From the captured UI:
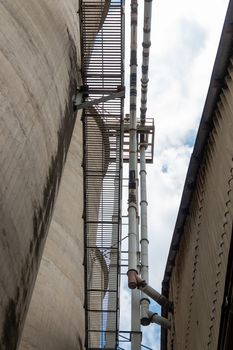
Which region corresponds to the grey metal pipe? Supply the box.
[131,212,141,349]
[136,276,173,312]
[147,311,171,330]
[131,288,141,349]
[140,145,150,324]
[127,1,141,349]
[139,0,153,326]
[140,148,148,283]
[127,0,138,288]
[137,0,172,336]
[140,0,153,125]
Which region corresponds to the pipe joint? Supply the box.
[130,1,138,9]
[141,316,150,326]
[139,144,148,150]
[130,103,137,110]
[140,238,149,244]
[148,311,171,330]
[127,269,138,289]
[149,312,158,322]
[142,41,151,49]
[142,65,149,74]
[143,28,151,34]
[130,90,137,97]
[141,78,149,84]
[136,275,147,288]
[143,51,149,58]
[140,297,150,304]
[128,201,137,210]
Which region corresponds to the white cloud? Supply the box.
[120,0,229,349]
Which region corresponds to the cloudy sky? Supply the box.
[119,0,229,349]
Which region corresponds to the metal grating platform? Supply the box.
[80,1,124,349]
[123,117,155,164]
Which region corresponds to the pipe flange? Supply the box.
[141,317,150,326]
[140,297,150,304]
[149,312,158,323]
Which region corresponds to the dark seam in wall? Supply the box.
[1,32,79,350]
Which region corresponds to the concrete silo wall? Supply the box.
[19,115,85,350]
[0,1,109,349]
[19,110,110,350]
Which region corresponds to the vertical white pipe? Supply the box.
[139,0,153,326]
[140,0,153,125]
[131,289,141,349]
[131,205,141,348]
[140,147,148,284]
[127,1,141,349]
[128,0,138,285]
[140,145,150,324]
[140,147,148,282]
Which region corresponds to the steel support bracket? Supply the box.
[73,88,125,111]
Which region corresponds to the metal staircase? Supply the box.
[80,1,124,348]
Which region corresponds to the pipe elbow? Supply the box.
[148,311,171,330]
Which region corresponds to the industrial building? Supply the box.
[162,1,233,349]
[1,0,233,349]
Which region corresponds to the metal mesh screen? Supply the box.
[80,1,124,348]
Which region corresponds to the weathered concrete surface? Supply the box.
[19,109,110,350]
[19,115,85,350]
[0,1,81,348]
[0,1,102,349]
[0,0,110,348]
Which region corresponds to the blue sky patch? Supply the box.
[184,129,197,148]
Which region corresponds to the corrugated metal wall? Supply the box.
[168,59,233,350]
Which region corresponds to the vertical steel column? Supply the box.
[140,145,150,325]
[128,0,138,288]
[127,0,141,349]
[140,0,153,125]
[139,0,153,325]
[131,214,141,349]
